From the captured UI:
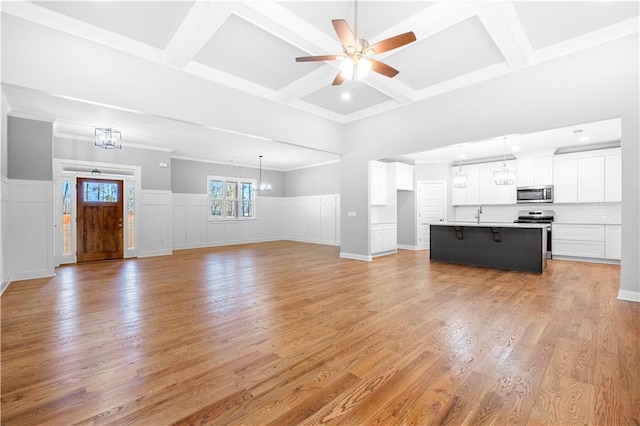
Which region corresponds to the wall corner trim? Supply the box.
[617,289,640,303]
[339,252,372,262]
[0,281,10,296]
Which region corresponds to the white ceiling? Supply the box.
[1,1,638,170]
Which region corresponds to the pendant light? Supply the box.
[494,136,516,185]
[453,145,467,188]
[257,155,271,192]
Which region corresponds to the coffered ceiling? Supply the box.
[1,1,638,170]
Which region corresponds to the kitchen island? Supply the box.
[430,222,549,273]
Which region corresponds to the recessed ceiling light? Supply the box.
[579,136,590,142]
[511,145,520,152]
[341,92,351,101]
[458,153,466,159]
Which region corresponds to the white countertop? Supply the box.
[432,221,550,229]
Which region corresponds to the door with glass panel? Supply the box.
[76,178,124,262]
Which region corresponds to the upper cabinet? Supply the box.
[605,154,622,202]
[516,155,553,187]
[452,161,514,206]
[553,148,619,203]
[370,160,388,205]
[390,162,414,191]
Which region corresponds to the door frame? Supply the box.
[54,159,141,265]
[416,180,448,251]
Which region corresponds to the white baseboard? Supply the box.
[340,252,372,262]
[551,255,620,265]
[10,269,55,281]
[0,281,10,296]
[618,290,640,303]
[397,245,418,251]
[285,238,340,247]
[137,249,173,258]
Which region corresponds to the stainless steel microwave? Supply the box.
[516,185,553,203]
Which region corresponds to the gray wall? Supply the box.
[285,162,340,197]
[8,117,52,180]
[1,102,8,178]
[397,191,414,246]
[171,158,285,197]
[341,35,639,296]
[54,137,171,191]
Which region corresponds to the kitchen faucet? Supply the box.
[475,206,483,224]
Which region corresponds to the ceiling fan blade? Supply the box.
[296,55,341,62]
[366,31,417,54]
[332,72,346,86]
[369,59,399,78]
[332,19,356,49]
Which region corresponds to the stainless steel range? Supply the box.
[514,210,554,258]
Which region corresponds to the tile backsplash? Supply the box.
[454,203,621,224]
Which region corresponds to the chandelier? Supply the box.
[453,145,467,188]
[493,136,516,185]
[94,128,122,149]
[257,155,271,192]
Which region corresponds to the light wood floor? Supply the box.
[2,241,638,425]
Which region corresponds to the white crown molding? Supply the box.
[283,158,341,172]
[8,110,56,123]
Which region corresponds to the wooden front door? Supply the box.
[76,178,124,262]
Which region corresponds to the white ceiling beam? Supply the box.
[531,16,639,65]
[236,1,339,56]
[372,2,478,61]
[278,66,339,103]
[2,1,166,64]
[183,62,278,102]
[476,3,532,70]
[165,2,233,69]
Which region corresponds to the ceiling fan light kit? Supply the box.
[295,1,416,86]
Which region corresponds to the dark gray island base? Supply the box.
[430,223,548,273]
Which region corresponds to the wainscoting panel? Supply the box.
[172,194,339,251]
[8,179,55,281]
[138,190,172,257]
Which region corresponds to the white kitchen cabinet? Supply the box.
[552,224,605,259]
[605,154,622,202]
[516,155,553,187]
[605,225,622,260]
[370,161,388,205]
[553,158,578,203]
[478,168,498,204]
[371,223,397,255]
[553,148,619,203]
[391,162,414,191]
[451,168,479,206]
[578,156,605,202]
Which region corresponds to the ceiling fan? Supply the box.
[295,1,417,85]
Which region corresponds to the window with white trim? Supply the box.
[208,176,256,220]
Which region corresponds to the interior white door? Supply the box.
[418,182,445,250]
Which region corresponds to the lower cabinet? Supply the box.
[552,224,620,261]
[605,225,622,260]
[371,223,397,255]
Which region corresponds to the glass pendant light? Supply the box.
[453,145,467,188]
[494,136,516,185]
[257,155,271,192]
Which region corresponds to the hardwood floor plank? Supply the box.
[1,242,636,424]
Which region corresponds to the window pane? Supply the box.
[241,201,253,218]
[225,181,237,199]
[241,182,253,201]
[83,182,118,202]
[127,183,135,249]
[209,180,223,199]
[62,181,72,256]
[210,200,223,217]
[226,200,237,218]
